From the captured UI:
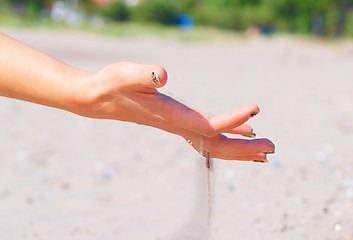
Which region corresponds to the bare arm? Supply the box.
[0,33,89,112]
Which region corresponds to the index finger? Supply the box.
[143,93,260,137]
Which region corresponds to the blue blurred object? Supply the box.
[259,25,274,35]
[179,14,194,30]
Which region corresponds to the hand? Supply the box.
[0,34,273,161]
[79,62,275,161]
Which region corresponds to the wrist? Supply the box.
[61,70,95,117]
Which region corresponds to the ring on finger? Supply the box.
[185,139,193,146]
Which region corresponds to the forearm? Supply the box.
[0,32,91,113]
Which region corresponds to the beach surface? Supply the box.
[1,29,353,240]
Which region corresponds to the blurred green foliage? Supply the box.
[131,0,180,25]
[2,0,353,37]
[99,1,130,22]
[1,0,49,18]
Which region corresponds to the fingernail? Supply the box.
[151,71,160,85]
[253,159,268,163]
[245,132,256,138]
[250,111,259,117]
[249,127,256,138]
[263,151,274,154]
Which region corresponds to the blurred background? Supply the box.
[1,1,353,240]
[1,0,353,37]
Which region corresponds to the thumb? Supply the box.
[115,62,168,88]
[144,64,168,89]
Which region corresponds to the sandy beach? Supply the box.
[1,28,353,240]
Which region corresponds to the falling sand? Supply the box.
[170,154,215,240]
[205,153,214,239]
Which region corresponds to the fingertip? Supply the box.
[247,104,260,117]
[231,104,260,118]
[268,140,275,153]
[228,124,255,137]
[150,65,168,88]
[258,138,275,154]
